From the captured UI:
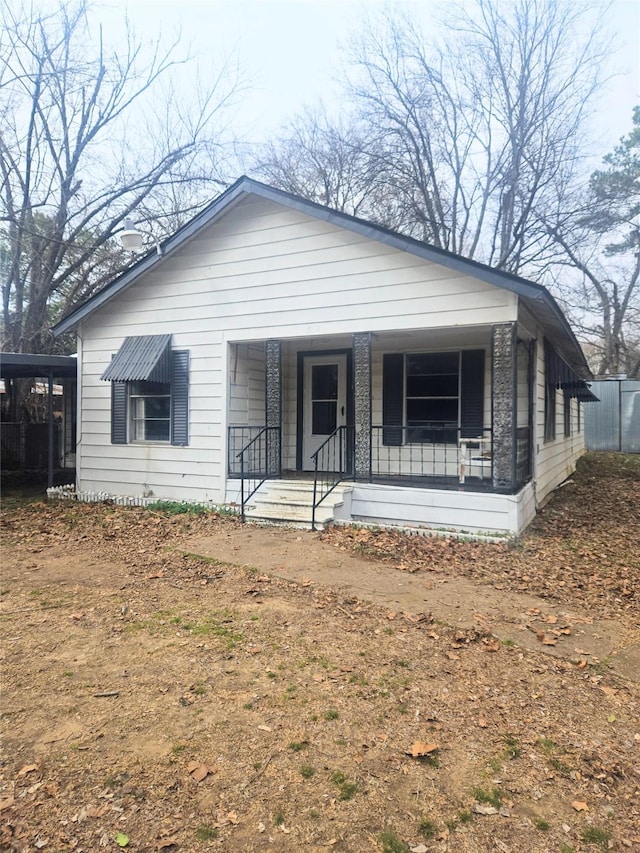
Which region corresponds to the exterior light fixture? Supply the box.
[118,218,163,255]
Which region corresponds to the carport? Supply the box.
[0,352,77,487]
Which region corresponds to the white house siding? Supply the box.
[228,343,265,425]
[77,195,518,503]
[348,481,536,537]
[532,331,585,506]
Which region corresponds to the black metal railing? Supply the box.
[234,426,281,522]
[311,425,354,530]
[371,424,493,486]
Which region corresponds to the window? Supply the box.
[544,339,557,442]
[382,350,485,445]
[563,392,571,437]
[129,381,171,441]
[102,336,189,446]
[406,353,459,443]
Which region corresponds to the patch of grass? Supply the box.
[330,769,357,800]
[534,818,550,831]
[472,786,503,808]
[62,670,73,677]
[195,824,218,841]
[191,683,207,696]
[581,827,611,851]
[502,638,516,647]
[243,701,253,710]
[273,811,285,827]
[589,657,612,676]
[324,708,339,721]
[559,844,576,853]
[170,743,187,755]
[503,733,522,759]
[300,764,315,779]
[418,818,438,839]
[288,740,308,752]
[377,830,409,853]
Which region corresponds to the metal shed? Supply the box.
[584,378,640,453]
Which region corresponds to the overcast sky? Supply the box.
[114,0,639,158]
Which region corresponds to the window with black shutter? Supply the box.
[102,337,189,445]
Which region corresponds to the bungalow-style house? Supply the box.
[53,177,596,536]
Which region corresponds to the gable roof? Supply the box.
[53,175,591,378]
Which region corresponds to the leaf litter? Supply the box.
[0,453,638,852]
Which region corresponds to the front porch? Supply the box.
[225,325,535,533]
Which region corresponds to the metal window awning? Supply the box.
[544,340,598,402]
[100,335,172,383]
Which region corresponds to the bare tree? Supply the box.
[0,0,241,354]
[345,0,607,273]
[544,108,640,378]
[255,0,607,278]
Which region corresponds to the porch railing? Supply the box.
[371,425,493,485]
[234,426,281,522]
[311,425,354,531]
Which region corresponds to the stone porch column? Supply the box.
[352,332,372,479]
[265,339,281,476]
[492,323,517,490]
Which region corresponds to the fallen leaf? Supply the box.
[478,715,488,728]
[407,742,439,757]
[187,762,209,783]
[17,764,38,777]
[115,833,129,848]
[572,801,589,812]
[71,612,84,620]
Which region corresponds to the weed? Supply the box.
[273,811,285,827]
[502,638,516,647]
[288,741,308,752]
[170,743,187,755]
[534,818,550,831]
[538,736,556,751]
[377,830,409,853]
[266,671,277,679]
[324,709,339,721]
[581,827,611,851]
[195,824,218,841]
[472,786,503,808]
[458,809,473,823]
[418,818,438,839]
[559,844,576,853]
[503,733,522,759]
[62,670,73,677]
[330,770,357,800]
[300,764,315,779]
[243,702,253,710]
[395,659,410,668]
[487,757,502,773]
[589,657,612,676]
[191,683,207,696]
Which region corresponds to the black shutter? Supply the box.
[111,381,127,444]
[382,353,404,446]
[171,350,189,446]
[460,350,485,438]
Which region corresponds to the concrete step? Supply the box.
[243,479,352,529]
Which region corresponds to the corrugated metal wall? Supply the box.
[584,380,640,453]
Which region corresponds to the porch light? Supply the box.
[119,219,144,252]
[118,219,163,256]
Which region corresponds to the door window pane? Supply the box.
[312,364,338,400]
[312,401,337,435]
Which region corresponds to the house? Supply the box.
[52,176,596,536]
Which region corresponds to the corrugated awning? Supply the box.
[100,335,172,383]
[544,340,599,402]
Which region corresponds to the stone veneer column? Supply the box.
[492,323,517,490]
[265,339,281,476]
[352,332,372,479]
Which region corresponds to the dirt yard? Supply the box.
[1,453,638,853]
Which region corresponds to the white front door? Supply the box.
[302,355,347,470]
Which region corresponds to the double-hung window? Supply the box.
[101,335,189,446]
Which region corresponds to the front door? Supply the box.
[302,355,347,470]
